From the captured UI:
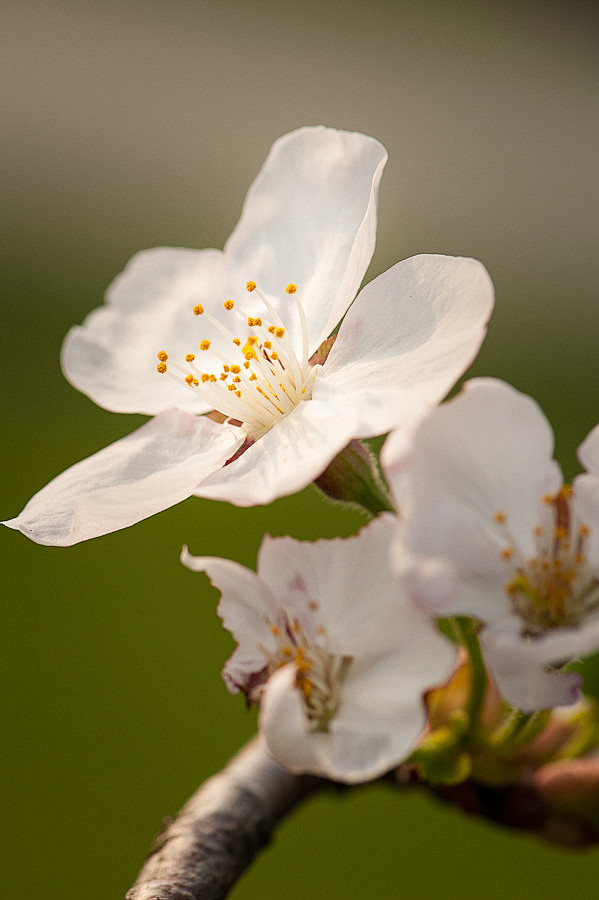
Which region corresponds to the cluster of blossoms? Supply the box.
[5,127,599,784]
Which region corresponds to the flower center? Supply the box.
[156,281,317,439]
[495,487,599,636]
[266,607,352,732]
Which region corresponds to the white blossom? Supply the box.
[182,517,456,782]
[382,378,599,710]
[5,127,493,545]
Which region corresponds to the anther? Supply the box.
[246,281,256,292]
[275,327,285,338]
[185,353,195,362]
[157,351,168,362]
[494,511,506,524]
[185,374,194,385]
[200,340,211,351]
[193,305,204,316]
[224,299,234,310]
[285,283,297,294]
[156,362,167,374]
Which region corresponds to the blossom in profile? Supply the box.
[5,126,493,546]
[182,516,456,782]
[382,378,599,711]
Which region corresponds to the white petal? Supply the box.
[260,665,325,774]
[225,127,388,355]
[578,422,599,474]
[317,255,494,437]
[193,397,358,506]
[256,517,401,652]
[382,378,563,623]
[180,550,278,693]
[482,619,583,711]
[62,247,235,415]
[4,410,242,546]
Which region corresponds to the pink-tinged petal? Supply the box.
[180,550,278,693]
[225,127,387,355]
[317,255,494,437]
[382,379,562,623]
[578,423,599,474]
[260,665,325,774]
[482,620,583,711]
[573,473,599,568]
[62,248,234,415]
[193,397,358,507]
[3,411,242,546]
[256,517,400,652]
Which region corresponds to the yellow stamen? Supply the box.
[200,339,211,351]
[275,327,285,338]
[193,304,204,316]
[157,350,168,362]
[224,299,234,310]
[246,281,256,292]
[285,283,297,294]
[185,374,194,385]
[156,362,167,374]
[185,353,195,362]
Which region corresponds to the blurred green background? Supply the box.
[2,1,599,897]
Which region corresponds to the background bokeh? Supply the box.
[2,1,599,897]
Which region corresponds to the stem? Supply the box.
[451,617,487,732]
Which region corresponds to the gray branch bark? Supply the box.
[125,735,326,900]
[125,737,599,900]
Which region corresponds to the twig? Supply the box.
[125,740,599,899]
[125,735,325,900]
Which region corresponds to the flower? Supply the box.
[382,378,599,711]
[5,126,493,546]
[181,516,456,782]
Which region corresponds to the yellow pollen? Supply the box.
[200,340,211,351]
[285,283,297,294]
[157,350,168,362]
[233,376,241,383]
[185,374,194,385]
[224,299,234,310]
[223,365,230,372]
[246,281,256,292]
[185,353,195,362]
[228,384,236,392]
[268,325,276,334]
[248,316,262,327]
[230,365,241,374]
[209,375,216,382]
[193,304,204,316]
[501,547,514,560]
[275,327,285,338]
[270,624,280,636]
[233,338,241,346]
[201,373,210,383]
[270,352,278,360]
[220,373,227,381]
[193,378,199,386]
[156,362,167,374]
[494,511,506,524]
[249,373,257,381]
[264,340,272,349]
[243,361,250,369]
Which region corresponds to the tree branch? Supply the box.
[125,738,599,900]
[125,735,326,900]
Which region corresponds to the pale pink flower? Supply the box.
[182,516,456,782]
[382,378,599,710]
